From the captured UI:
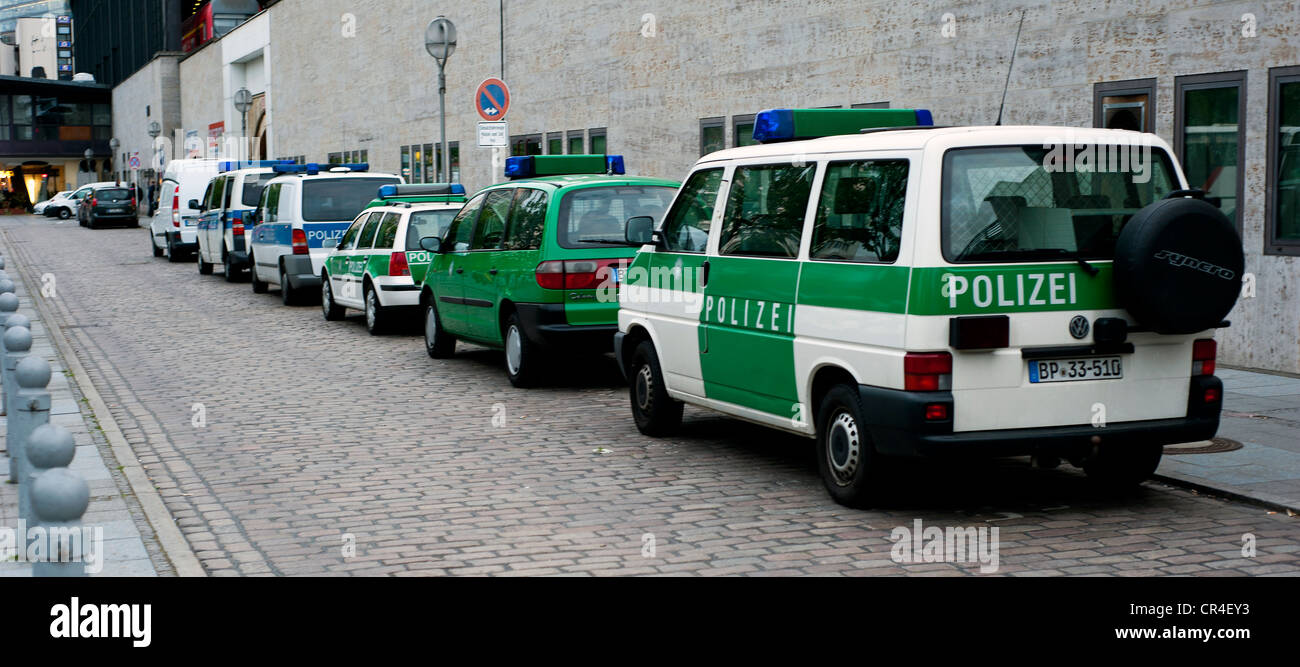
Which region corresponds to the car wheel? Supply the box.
[57,207,71,220]
[198,251,213,275]
[250,254,268,294]
[424,302,456,358]
[815,384,884,509]
[629,340,684,436]
[321,274,345,321]
[151,232,164,258]
[364,285,389,335]
[88,216,100,231]
[502,312,542,388]
[222,250,241,283]
[1083,442,1163,491]
[280,264,298,305]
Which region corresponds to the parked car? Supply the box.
[321,183,467,334]
[150,159,219,261]
[247,163,402,305]
[53,182,118,220]
[615,107,1243,508]
[34,191,75,218]
[417,155,679,386]
[77,184,139,229]
[195,160,293,281]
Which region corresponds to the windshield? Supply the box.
[405,209,460,250]
[301,177,401,222]
[241,173,276,207]
[556,185,677,249]
[97,189,131,201]
[941,145,1177,262]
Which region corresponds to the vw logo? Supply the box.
[1069,315,1091,340]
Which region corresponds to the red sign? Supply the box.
[475,78,511,121]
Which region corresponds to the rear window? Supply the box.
[555,185,677,249]
[301,177,401,222]
[405,209,460,250]
[97,189,130,201]
[241,173,276,207]
[942,145,1177,263]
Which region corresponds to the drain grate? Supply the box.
[1164,437,1244,455]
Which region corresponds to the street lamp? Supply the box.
[108,138,120,183]
[234,87,253,160]
[148,121,164,171]
[425,16,457,183]
[148,121,161,139]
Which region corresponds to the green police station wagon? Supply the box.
[416,155,680,387]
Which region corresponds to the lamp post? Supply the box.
[234,87,253,160]
[148,121,163,172]
[108,137,120,183]
[425,16,457,183]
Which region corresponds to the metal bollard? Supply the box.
[0,255,6,269]
[0,292,16,416]
[15,357,53,522]
[3,312,30,421]
[3,325,31,483]
[32,467,89,577]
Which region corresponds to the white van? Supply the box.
[151,159,219,261]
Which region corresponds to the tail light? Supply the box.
[534,259,621,290]
[924,403,950,421]
[89,197,97,208]
[171,190,181,228]
[232,213,244,237]
[130,196,137,209]
[389,251,410,277]
[904,352,952,391]
[291,228,309,255]
[534,261,566,290]
[1192,339,1217,376]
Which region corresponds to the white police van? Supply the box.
[195,160,292,281]
[151,159,219,261]
[247,163,402,305]
[616,108,1244,508]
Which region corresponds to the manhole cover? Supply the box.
[1164,438,1243,455]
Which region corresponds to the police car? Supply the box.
[417,155,679,387]
[247,163,402,305]
[615,108,1244,507]
[195,160,292,281]
[321,183,467,334]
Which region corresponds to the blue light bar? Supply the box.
[504,156,534,179]
[751,108,935,143]
[219,159,295,173]
[271,163,372,176]
[504,154,626,179]
[606,155,626,175]
[378,183,466,198]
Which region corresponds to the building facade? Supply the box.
[0,74,112,204]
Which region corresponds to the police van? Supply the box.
[247,163,402,305]
[321,183,467,334]
[615,108,1244,507]
[195,161,294,281]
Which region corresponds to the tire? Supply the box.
[815,384,883,509]
[629,340,684,436]
[364,284,388,335]
[250,254,268,294]
[57,207,70,220]
[222,249,241,283]
[198,250,213,275]
[1083,442,1163,491]
[1113,197,1244,334]
[423,301,456,358]
[166,237,184,263]
[321,274,345,321]
[503,311,542,388]
[88,216,99,231]
[280,264,298,306]
[151,232,164,258]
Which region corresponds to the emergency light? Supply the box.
[219,160,295,173]
[377,183,466,198]
[272,163,371,175]
[752,108,935,144]
[504,154,626,179]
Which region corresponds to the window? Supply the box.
[556,185,677,249]
[223,176,235,210]
[546,132,563,155]
[401,146,411,181]
[700,117,725,156]
[445,193,486,252]
[411,145,423,182]
[374,212,402,249]
[473,189,515,249]
[422,143,434,183]
[1269,66,1300,254]
[1176,72,1246,230]
[511,133,542,157]
[241,172,275,207]
[199,181,215,211]
[207,177,226,210]
[339,215,366,250]
[357,212,383,249]
[811,160,909,263]
[661,168,723,253]
[262,184,282,223]
[940,145,1178,263]
[717,163,815,258]
[431,142,461,182]
[1094,78,1157,133]
[566,130,584,155]
[504,188,548,250]
[300,177,401,222]
[589,128,607,154]
[405,209,460,250]
[732,114,758,148]
[852,102,891,109]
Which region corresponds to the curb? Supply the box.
[1153,472,1300,516]
[1,228,207,577]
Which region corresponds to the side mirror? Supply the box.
[419,236,443,253]
[625,216,655,245]
[188,199,201,210]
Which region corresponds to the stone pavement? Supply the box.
[0,245,163,577]
[1157,367,1300,513]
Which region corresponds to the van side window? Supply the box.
[444,193,487,252]
[810,160,909,263]
[199,181,215,211]
[338,214,366,250]
[375,212,402,249]
[208,177,225,211]
[264,184,281,222]
[503,188,548,251]
[717,163,815,259]
[472,189,514,250]
[357,212,383,249]
[660,168,722,253]
[223,176,236,210]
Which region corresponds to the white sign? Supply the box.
[477,121,508,148]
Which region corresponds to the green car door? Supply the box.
[460,188,515,341]
[427,193,487,336]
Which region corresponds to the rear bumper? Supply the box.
[861,375,1223,457]
[515,303,617,350]
[165,231,198,249]
[228,250,250,268]
[282,254,321,290]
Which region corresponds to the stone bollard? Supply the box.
[3,312,30,420]
[0,254,6,269]
[15,358,54,522]
[32,467,89,577]
[0,292,16,416]
[3,325,32,482]
[0,279,13,297]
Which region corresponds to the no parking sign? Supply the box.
[475,78,511,121]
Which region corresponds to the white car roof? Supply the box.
[265,170,401,186]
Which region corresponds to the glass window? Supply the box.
[547,132,563,155]
[411,146,422,182]
[96,188,131,201]
[444,193,486,252]
[241,172,274,207]
[0,96,9,125]
[300,177,400,222]
[589,129,607,154]
[811,160,909,263]
[263,184,281,222]
[422,143,434,183]
[567,131,584,155]
[1272,68,1300,251]
[941,145,1178,263]
[504,188,548,250]
[405,209,459,250]
[374,212,402,249]
[700,117,724,156]
[556,185,676,249]
[473,189,515,250]
[357,212,383,249]
[1094,79,1156,133]
[510,134,542,157]
[661,168,722,253]
[339,215,366,250]
[92,103,110,126]
[401,146,411,181]
[13,96,32,125]
[1178,73,1244,226]
[733,115,757,148]
[717,163,816,258]
[207,177,226,210]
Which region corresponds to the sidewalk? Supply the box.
[0,253,159,576]
[1157,367,1300,513]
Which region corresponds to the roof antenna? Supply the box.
[995,9,1026,126]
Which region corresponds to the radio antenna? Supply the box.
[995,9,1026,126]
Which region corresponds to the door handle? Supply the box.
[702,260,710,287]
[456,269,464,274]
[489,269,499,276]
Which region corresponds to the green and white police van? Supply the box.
[321,184,467,334]
[417,155,680,387]
[615,108,1244,507]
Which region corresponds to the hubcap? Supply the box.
[321,280,331,313]
[366,291,376,328]
[425,306,438,349]
[826,411,861,486]
[505,325,523,375]
[634,364,654,411]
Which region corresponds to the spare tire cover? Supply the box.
[1112,197,1243,335]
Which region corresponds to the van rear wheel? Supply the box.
[629,340,683,436]
[816,385,883,508]
[1083,442,1163,491]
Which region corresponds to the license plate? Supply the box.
[107,208,124,213]
[1029,356,1123,383]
